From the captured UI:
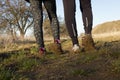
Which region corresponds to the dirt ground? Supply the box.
[0,40,120,80]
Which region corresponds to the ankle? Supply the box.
[39,47,46,54]
[54,39,61,44]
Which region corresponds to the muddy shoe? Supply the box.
[81,34,96,51]
[72,44,82,53]
[48,39,63,54]
[72,44,80,52]
[52,43,63,54]
[72,44,84,53]
[38,47,46,57]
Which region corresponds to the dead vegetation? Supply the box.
[0,36,120,80]
[1,20,120,80]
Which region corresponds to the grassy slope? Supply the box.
[0,39,120,80]
[92,20,120,42]
[92,20,120,34]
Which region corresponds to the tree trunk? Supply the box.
[10,29,17,42]
[20,31,25,40]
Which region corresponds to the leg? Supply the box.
[30,0,45,49]
[25,0,29,2]
[43,0,63,54]
[43,0,60,41]
[63,0,79,45]
[80,0,95,51]
[80,0,93,34]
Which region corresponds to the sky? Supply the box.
[56,0,120,35]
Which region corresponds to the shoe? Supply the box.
[48,39,63,54]
[81,34,96,51]
[39,47,46,55]
[72,44,84,53]
[72,44,80,52]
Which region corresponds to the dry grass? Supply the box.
[92,20,120,42]
[1,39,120,80]
[1,26,120,80]
[92,31,120,42]
[92,20,120,34]
[0,36,36,53]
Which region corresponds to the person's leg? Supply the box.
[80,0,93,34]
[80,0,95,51]
[63,0,79,46]
[43,0,63,54]
[43,0,60,42]
[30,0,45,54]
[25,0,29,2]
[63,0,80,52]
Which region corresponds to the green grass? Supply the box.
[71,68,96,76]
[0,48,46,80]
[0,40,120,80]
[111,58,120,73]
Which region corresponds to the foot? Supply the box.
[72,44,84,53]
[72,44,80,52]
[49,39,63,54]
[39,47,46,56]
[81,34,96,51]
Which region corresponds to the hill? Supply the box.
[92,20,120,34]
[92,20,120,41]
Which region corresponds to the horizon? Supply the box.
[2,0,120,37]
[56,0,120,35]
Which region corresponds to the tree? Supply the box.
[0,0,33,40]
[0,0,68,41]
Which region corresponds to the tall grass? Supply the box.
[93,31,120,42]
